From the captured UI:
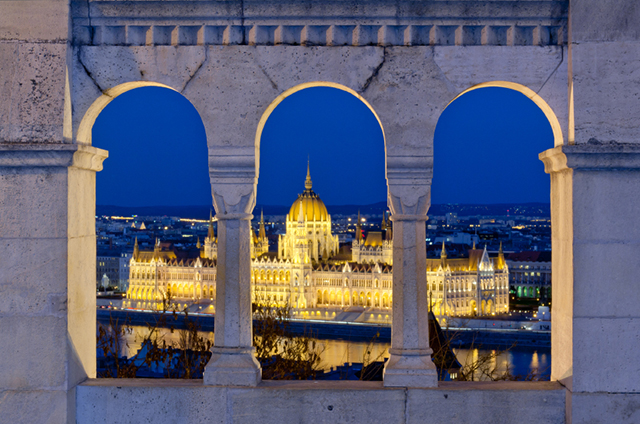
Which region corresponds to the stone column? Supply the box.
[0,143,107,422]
[383,155,438,388]
[203,147,261,386]
[540,144,640,421]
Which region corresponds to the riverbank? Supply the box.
[97,308,550,349]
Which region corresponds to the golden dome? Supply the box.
[287,162,330,223]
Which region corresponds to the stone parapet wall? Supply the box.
[76,379,566,424]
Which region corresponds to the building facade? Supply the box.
[125,169,508,317]
[506,251,552,300]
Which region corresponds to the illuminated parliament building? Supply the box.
[125,166,509,320]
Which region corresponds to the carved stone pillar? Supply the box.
[0,143,107,422]
[203,147,261,386]
[540,144,640,395]
[383,155,438,388]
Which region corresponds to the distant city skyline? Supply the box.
[93,85,553,207]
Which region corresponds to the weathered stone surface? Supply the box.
[0,315,68,390]
[569,392,640,424]
[0,389,68,424]
[571,42,640,145]
[0,167,68,238]
[570,0,640,43]
[0,1,70,42]
[0,238,68,315]
[407,382,565,424]
[573,242,640,318]
[573,317,640,393]
[76,380,565,424]
[228,381,406,424]
[0,42,68,143]
[76,380,227,424]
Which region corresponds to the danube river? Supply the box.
[116,325,550,380]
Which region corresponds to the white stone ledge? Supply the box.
[0,143,108,171]
[77,379,566,424]
[540,144,640,173]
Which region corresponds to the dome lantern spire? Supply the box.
[305,159,312,190]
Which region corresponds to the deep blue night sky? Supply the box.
[92,86,553,207]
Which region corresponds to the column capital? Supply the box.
[540,143,640,174]
[209,146,257,216]
[0,143,108,171]
[386,154,432,217]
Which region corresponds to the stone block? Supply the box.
[0,237,67,315]
[198,26,225,45]
[569,391,640,424]
[228,382,405,424]
[433,26,457,45]
[274,26,303,45]
[573,242,640,318]
[407,382,565,424]
[0,1,69,41]
[300,26,329,45]
[572,169,640,242]
[0,389,68,424]
[405,25,432,46]
[95,26,126,45]
[0,315,67,390]
[570,0,640,42]
[126,26,150,46]
[76,380,227,424]
[573,317,640,393]
[0,167,68,238]
[0,42,67,143]
[571,42,640,145]
[328,25,355,46]
[455,26,483,46]
[352,25,379,46]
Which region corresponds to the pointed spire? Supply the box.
[259,209,266,240]
[133,237,139,260]
[207,210,214,239]
[441,240,447,258]
[356,210,362,242]
[196,237,201,249]
[472,239,476,250]
[497,241,506,270]
[305,159,312,190]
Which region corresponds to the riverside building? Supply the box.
[125,166,509,319]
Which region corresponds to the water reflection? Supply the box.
[453,347,551,380]
[115,325,548,378]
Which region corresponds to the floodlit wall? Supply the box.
[2,0,640,423]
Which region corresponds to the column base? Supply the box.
[383,348,438,388]
[203,347,262,387]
